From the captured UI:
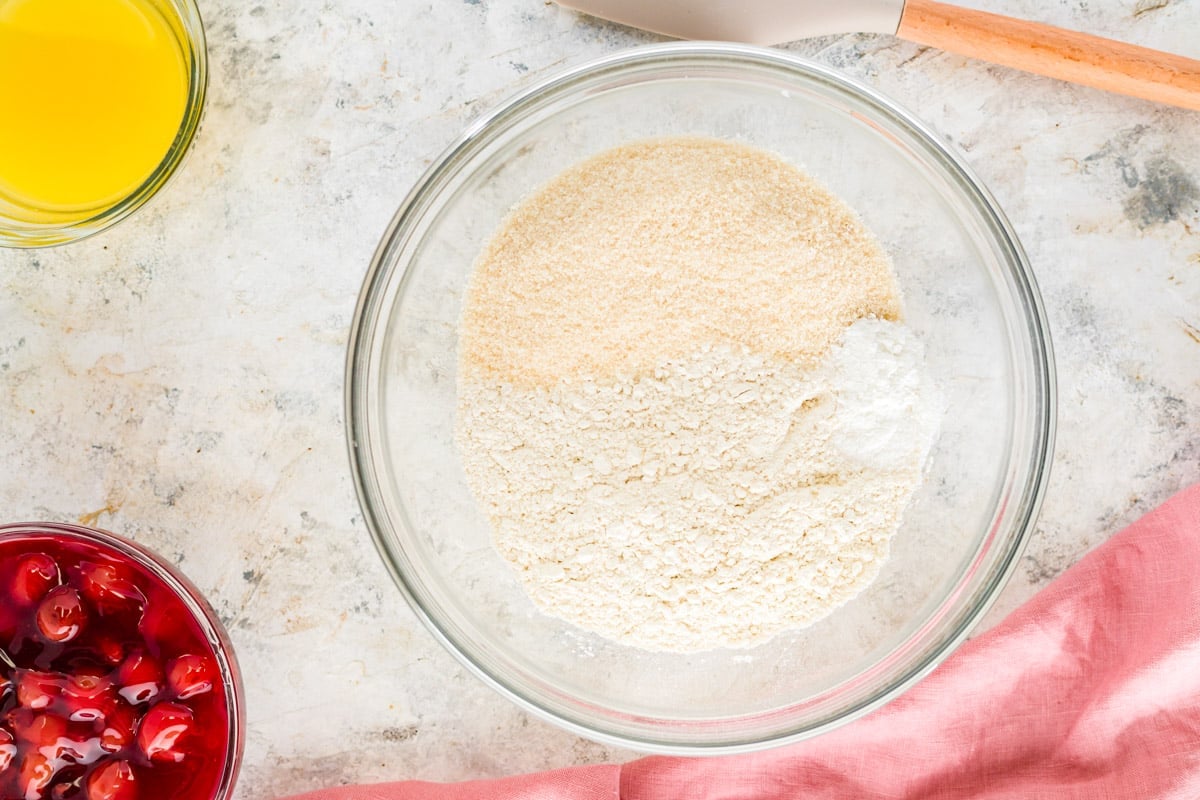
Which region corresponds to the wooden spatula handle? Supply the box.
[898,0,1200,111]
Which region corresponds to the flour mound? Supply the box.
[457,322,937,652]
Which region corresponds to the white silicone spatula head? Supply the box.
[556,0,905,46]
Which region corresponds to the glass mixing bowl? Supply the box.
[347,42,1055,753]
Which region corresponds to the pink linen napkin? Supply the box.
[286,483,1200,800]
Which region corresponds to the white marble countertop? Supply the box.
[2,0,1199,796]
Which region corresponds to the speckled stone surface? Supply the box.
[1,0,1198,796]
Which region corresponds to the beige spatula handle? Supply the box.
[898,0,1200,111]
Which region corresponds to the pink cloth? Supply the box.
[286,484,1200,800]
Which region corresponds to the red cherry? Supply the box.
[35,586,88,643]
[93,636,127,667]
[0,727,15,772]
[135,702,193,763]
[11,553,60,606]
[13,711,69,747]
[62,674,117,723]
[113,652,163,706]
[99,704,138,753]
[134,603,173,651]
[17,751,56,800]
[16,671,62,710]
[166,655,214,700]
[77,563,145,616]
[85,760,138,800]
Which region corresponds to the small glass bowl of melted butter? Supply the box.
[0,0,208,247]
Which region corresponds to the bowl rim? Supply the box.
[345,40,1056,754]
[0,0,210,249]
[0,521,246,797]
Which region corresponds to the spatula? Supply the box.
[555,0,1200,111]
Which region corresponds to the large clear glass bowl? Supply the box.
[347,42,1055,753]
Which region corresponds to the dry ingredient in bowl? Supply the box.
[456,137,939,652]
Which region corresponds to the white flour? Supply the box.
[457,320,938,652]
[454,137,940,652]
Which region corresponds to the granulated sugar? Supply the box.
[455,137,939,652]
[459,137,902,388]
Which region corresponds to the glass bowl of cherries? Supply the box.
[0,522,243,800]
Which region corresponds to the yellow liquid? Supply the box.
[0,0,189,219]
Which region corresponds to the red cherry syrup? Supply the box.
[0,533,231,800]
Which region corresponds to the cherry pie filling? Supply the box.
[0,534,231,800]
